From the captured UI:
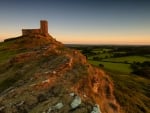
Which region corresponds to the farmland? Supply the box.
[88,60,132,74]
[69,45,150,74]
[102,56,150,63]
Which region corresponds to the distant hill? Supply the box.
[0,33,121,113]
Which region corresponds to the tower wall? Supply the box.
[22,29,41,36]
[40,20,48,35]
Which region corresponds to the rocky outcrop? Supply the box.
[91,104,101,113]
[71,65,121,113]
[0,31,122,113]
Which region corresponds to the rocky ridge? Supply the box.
[0,34,122,113]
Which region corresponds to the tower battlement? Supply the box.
[22,20,48,36]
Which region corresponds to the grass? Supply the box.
[113,52,126,54]
[0,58,40,93]
[93,50,103,53]
[109,72,150,113]
[0,39,28,64]
[88,60,132,74]
[0,40,15,49]
[0,50,21,64]
[102,56,150,63]
[144,55,150,58]
[91,48,112,54]
[88,53,112,59]
[0,72,23,92]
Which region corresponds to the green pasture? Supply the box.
[102,48,112,52]
[88,53,112,60]
[93,48,112,52]
[113,51,126,54]
[92,49,103,53]
[88,60,132,74]
[102,56,150,63]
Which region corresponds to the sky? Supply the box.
[0,0,150,45]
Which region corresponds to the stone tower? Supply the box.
[40,20,48,35]
[22,20,49,36]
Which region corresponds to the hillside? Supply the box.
[0,34,121,113]
[68,45,150,113]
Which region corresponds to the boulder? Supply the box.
[47,102,63,113]
[54,102,63,109]
[0,106,5,111]
[69,92,75,97]
[91,104,101,113]
[71,96,81,109]
[47,107,52,113]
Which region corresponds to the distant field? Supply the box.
[87,49,150,74]
[93,48,112,51]
[88,55,150,74]
[88,53,112,59]
[145,55,150,57]
[88,60,132,74]
[92,49,103,53]
[102,56,150,63]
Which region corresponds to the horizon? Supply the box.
[0,0,150,45]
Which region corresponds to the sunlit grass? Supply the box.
[88,60,132,74]
[109,72,150,113]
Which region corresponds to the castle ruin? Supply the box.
[22,20,48,36]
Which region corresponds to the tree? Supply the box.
[99,64,104,68]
